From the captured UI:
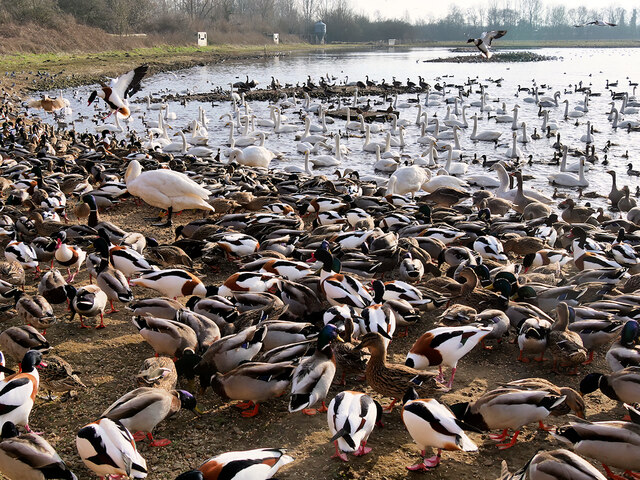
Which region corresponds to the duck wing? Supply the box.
[111,65,149,99]
[483,30,507,45]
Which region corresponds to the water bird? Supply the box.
[87,64,149,118]
[467,30,507,59]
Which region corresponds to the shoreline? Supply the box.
[3,39,639,97]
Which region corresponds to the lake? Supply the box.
[38,46,640,209]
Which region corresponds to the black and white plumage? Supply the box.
[497,449,606,480]
[87,64,149,118]
[76,417,147,478]
[467,30,507,59]
[175,448,293,480]
[0,421,77,480]
[0,350,45,432]
[402,389,477,471]
[327,391,381,461]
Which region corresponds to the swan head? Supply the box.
[125,159,142,184]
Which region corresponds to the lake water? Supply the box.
[38,46,640,210]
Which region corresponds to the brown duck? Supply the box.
[354,332,441,412]
[548,302,588,374]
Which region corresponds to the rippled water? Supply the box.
[39,47,640,209]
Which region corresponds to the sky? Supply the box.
[349,0,627,21]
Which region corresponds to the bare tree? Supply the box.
[301,0,316,24]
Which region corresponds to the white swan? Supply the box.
[125,159,213,226]
[97,113,124,133]
[309,136,341,167]
[537,91,561,107]
[284,151,313,174]
[541,110,559,133]
[227,121,257,147]
[387,166,430,197]
[505,131,522,159]
[373,145,398,172]
[345,109,362,131]
[494,163,552,204]
[229,143,277,168]
[548,157,589,187]
[612,107,640,129]
[470,115,501,142]
[559,145,590,173]
[393,93,411,109]
[563,100,584,119]
[300,117,327,144]
[517,122,531,143]
[362,124,385,152]
[423,170,469,193]
[580,121,594,143]
[443,145,468,176]
[274,108,299,134]
[444,105,468,128]
[359,114,382,133]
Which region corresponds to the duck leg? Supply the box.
[489,428,509,441]
[331,440,348,461]
[132,431,146,442]
[601,464,629,480]
[538,420,556,432]
[445,367,457,389]
[302,408,318,416]
[353,440,372,457]
[435,366,445,383]
[147,432,171,447]
[240,402,260,417]
[496,430,521,450]
[382,398,398,413]
[96,313,106,329]
[234,401,254,409]
[534,353,545,362]
[317,401,328,413]
[79,315,89,329]
[107,300,119,314]
[517,350,529,362]
[583,350,595,365]
[422,449,442,468]
[623,471,640,480]
[152,207,173,228]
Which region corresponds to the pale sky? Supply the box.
[350,0,629,22]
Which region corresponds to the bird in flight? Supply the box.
[467,30,507,59]
[87,64,149,118]
[574,20,617,27]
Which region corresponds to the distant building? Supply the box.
[314,21,326,44]
[197,32,207,47]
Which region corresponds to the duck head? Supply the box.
[579,373,604,396]
[317,324,343,353]
[371,280,385,303]
[177,389,199,413]
[21,350,46,372]
[620,319,639,347]
[87,90,98,107]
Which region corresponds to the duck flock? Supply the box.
[0,54,638,480]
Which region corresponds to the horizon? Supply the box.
[349,0,633,23]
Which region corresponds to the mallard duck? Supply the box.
[553,404,640,479]
[0,325,50,362]
[497,449,607,480]
[402,388,478,471]
[606,320,640,371]
[517,317,551,363]
[452,268,511,310]
[174,309,221,353]
[131,315,198,359]
[449,387,566,450]
[405,325,492,388]
[53,231,86,282]
[329,313,367,385]
[327,391,380,461]
[354,332,441,412]
[64,284,108,329]
[472,309,510,349]
[580,366,640,404]
[260,321,318,351]
[13,292,56,334]
[210,361,295,417]
[4,239,38,271]
[175,448,293,480]
[39,355,86,400]
[568,314,624,365]
[0,351,46,433]
[289,324,342,415]
[0,421,77,480]
[128,297,183,319]
[37,269,67,305]
[136,356,177,390]
[502,236,547,256]
[548,303,587,374]
[398,252,425,283]
[437,305,477,326]
[194,325,268,389]
[0,262,24,290]
[359,288,396,347]
[102,387,198,447]
[500,378,585,431]
[95,257,133,313]
[76,417,147,479]
[130,269,210,300]
[314,248,372,310]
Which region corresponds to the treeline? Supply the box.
[0,0,639,44]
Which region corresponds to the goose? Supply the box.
[470,115,501,141]
[580,121,594,143]
[466,30,507,59]
[548,157,589,187]
[87,64,148,118]
[124,159,214,227]
[229,143,277,168]
[563,99,584,119]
